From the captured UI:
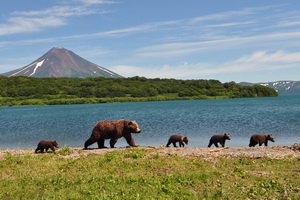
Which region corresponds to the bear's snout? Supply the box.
[136,128,141,133]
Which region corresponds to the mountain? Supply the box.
[239,81,300,95]
[2,47,123,78]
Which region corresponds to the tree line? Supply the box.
[0,76,278,106]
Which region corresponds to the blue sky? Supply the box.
[1,0,300,82]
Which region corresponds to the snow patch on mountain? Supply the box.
[29,59,45,76]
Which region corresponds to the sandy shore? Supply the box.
[1,144,299,161]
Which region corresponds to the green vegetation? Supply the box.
[0,148,299,199]
[0,76,278,106]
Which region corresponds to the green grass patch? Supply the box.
[0,149,299,199]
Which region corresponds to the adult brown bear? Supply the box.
[166,135,188,147]
[84,119,141,149]
[208,133,231,147]
[249,134,275,147]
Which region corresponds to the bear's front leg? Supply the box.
[179,141,184,147]
[125,135,137,147]
[50,146,56,152]
[110,138,119,148]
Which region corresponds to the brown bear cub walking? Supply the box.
[166,135,189,147]
[208,133,231,147]
[249,134,275,147]
[84,119,141,149]
[35,141,59,153]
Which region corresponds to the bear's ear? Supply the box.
[128,121,133,125]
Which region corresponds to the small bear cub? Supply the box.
[208,133,231,148]
[166,135,189,147]
[35,140,59,153]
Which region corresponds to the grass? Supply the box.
[0,148,299,199]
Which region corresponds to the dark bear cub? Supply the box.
[166,135,189,147]
[35,140,59,153]
[208,133,231,147]
[249,134,275,147]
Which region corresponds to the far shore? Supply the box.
[1,145,299,161]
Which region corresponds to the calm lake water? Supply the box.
[0,95,299,149]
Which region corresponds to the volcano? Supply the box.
[2,47,123,78]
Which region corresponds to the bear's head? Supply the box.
[126,121,141,134]
[183,137,189,145]
[267,134,275,142]
[52,141,59,148]
[224,133,231,140]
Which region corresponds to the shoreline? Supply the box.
[1,145,299,160]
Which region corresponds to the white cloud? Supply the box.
[234,50,300,63]
[0,17,65,36]
[0,1,112,36]
[13,5,106,17]
[77,0,115,5]
[110,50,300,78]
[110,62,219,78]
[136,31,300,58]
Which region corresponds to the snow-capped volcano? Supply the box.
[2,47,123,78]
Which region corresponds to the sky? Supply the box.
[1,0,300,83]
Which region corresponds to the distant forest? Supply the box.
[0,76,278,106]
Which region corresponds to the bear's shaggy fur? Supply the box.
[208,133,231,147]
[166,135,189,147]
[249,134,275,147]
[35,140,59,153]
[84,119,141,149]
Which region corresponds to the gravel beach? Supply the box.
[1,145,299,161]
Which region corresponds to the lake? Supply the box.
[0,95,299,149]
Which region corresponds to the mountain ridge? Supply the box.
[239,80,300,95]
[2,47,123,78]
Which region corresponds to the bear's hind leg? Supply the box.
[84,137,97,149]
[166,140,171,147]
[208,141,213,147]
[173,142,177,147]
[97,139,107,148]
[214,143,219,147]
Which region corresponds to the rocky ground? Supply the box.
[1,144,299,161]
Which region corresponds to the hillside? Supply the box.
[0,76,278,106]
[1,47,123,78]
[239,81,300,95]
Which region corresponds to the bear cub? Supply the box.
[249,134,275,147]
[166,135,189,147]
[35,140,59,153]
[208,133,231,148]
